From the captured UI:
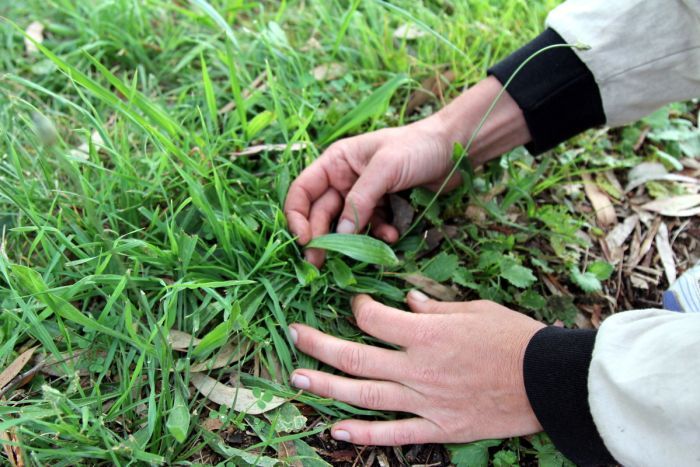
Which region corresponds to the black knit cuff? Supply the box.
[523,327,615,466]
[488,28,605,154]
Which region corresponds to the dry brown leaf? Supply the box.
[278,440,303,467]
[625,162,699,191]
[24,21,44,55]
[0,347,37,391]
[626,217,661,271]
[389,194,414,235]
[641,194,700,217]
[168,330,202,351]
[189,341,250,372]
[603,170,624,199]
[393,23,427,40]
[218,72,267,114]
[0,428,23,467]
[189,373,285,415]
[70,130,105,160]
[231,142,309,158]
[376,451,391,467]
[406,70,456,115]
[655,222,677,284]
[311,62,346,81]
[403,273,457,301]
[201,417,224,431]
[36,350,96,377]
[604,214,639,263]
[582,173,617,227]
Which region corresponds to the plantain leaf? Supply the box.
[307,234,399,266]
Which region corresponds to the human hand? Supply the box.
[288,292,545,445]
[284,117,460,267]
[285,77,531,267]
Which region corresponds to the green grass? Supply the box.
[0,0,697,465]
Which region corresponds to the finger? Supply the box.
[424,171,462,193]
[336,157,392,235]
[352,294,418,347]
[406,291,483,315]
[290,323,407,381]
[290,369,419,412]
[369,211,399,244]
[286,136,382,243]
[331,418,444,446]
[285,162,331,245]
[406,290,455,314]
[305,188,343,267]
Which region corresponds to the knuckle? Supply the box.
[346,189,372,211]
[326,141,352,161]
[320,378,335,399]
[338,344,364,374]
[358,384,384,410]
[392,428,417,446]
[354,301,377,331]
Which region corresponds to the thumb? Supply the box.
[336,162,390,234]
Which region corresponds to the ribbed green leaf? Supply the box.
[307,234,399,266]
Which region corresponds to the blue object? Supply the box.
[663,263,700,313]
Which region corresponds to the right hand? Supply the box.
[284,117,461,267]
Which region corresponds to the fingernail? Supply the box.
[409,289,429,302]
[289,326,298,344]
[333,429,351,442]
[336,219,355,234]
[291,373,310,390]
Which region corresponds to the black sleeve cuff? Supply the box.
[488,28,605,154]
[524,326,615,466]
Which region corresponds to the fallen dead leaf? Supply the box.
[0,428,23,467]
[201,417,224,431]
[219,72,267,114]
[311,62,346,81]
[604,214,639,263]
[189,341,250,372]
[641,194,700,217]
[231,142,309,158]
[24,21,44,55]
[402,273,457,301]
[582,173,617,227]
[376,451,391,467]
[406,70,456,115]
[655,222,677,284]
[168,330,202,351]
[189,373,285,415]
[278,440,303,467]
[626,217,661,271]
[70,130,105,160]
[389,194,414,235]
[0,347,37,391]
[393,23,427,40]
[35,350,95,377]
[625,162,699,192]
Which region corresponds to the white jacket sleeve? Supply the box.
[547,0,700,126]
[589,309,700,466]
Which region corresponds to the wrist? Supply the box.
[511,322,546,433]
[430,76,531,167]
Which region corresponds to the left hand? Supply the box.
[288,292,545,445]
